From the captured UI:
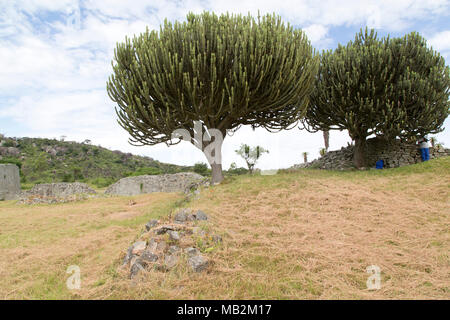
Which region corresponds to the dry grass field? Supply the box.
[0,157,449,299]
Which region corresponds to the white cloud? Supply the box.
[0,0,449,169]
[303,24,332,49]
[428,30,450,61]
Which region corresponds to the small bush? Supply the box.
[193,162,210,176]
[126,167,163,176]
[89,177,116,188]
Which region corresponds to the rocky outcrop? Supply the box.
[0,164,21,201]
[105,172,207,196]
[292,138,450,170]
[18,182,96,204]
[0,147,20,157]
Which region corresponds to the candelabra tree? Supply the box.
[301,28,449,167]
[107,11,318,183]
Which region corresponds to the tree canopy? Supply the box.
[107,11,318,183]
[301,28,450,167]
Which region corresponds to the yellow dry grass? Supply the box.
[0,192,183,299]
[0,157,449,299]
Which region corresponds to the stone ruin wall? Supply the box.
[294,138,450,170]
[0,164,21,200]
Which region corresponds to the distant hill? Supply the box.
[0,136,194,188]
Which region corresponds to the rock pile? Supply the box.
[18,182,97,204]
[122,208,221,279]
[105,172,208,196]
[292,138,450,170]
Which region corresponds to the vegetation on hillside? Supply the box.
[0,136,250,189]
[0,136,193,188]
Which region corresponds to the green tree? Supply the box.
[302,28,450,167]
[33,152,49,172]
[193,162,209,176]
[107,11,318,183]
[319,148,326,157]
[302,151,308,163]
[235,144,268,174]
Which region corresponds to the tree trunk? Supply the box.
[323,130,329,150]
[202,131,225,184]
[210,163,224,184]
[353,137,367,168]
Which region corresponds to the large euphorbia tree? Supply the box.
[107,11,318,183]
[302,28,449,168]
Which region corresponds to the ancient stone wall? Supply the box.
[22,182,97,198]
[0,164,21,200]
[105,172,207,196]
[18,182,97,204]
[293,138,450,170]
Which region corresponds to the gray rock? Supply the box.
[130,260,145,278]
[147,238,158,253]
[145,219,159,231]
[168,230,180,241]
[122,245,134,266]
[131,241,147,255]
[188,255,209,272]
[195,210,208,220]
[154,225,174,235]
[164,254,179,269]
[168,245,181,254]
[184,247,200,257]
[174,209,188,222]
[156,241,167,252]
[141,250,159,263]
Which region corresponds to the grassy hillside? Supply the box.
[0,157,448,299]
[0,136,194,188]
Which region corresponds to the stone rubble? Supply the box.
[292,137,450,170]
[121,208,222,279]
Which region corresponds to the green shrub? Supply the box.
[89,177,116,188]
[0,158,22,169]
[226,167,249,175]
[2,140,16,147]
[62,173,74,182]
[126,167,163,176]
[193,162,210,176]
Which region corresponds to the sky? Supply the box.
[0,0,449,170]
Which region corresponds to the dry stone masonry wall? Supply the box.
[105,172,207,196]
[19,182,97,204]
[293,138,450,170]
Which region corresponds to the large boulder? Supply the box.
[105,172,206,196]
[0,164,21,201]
